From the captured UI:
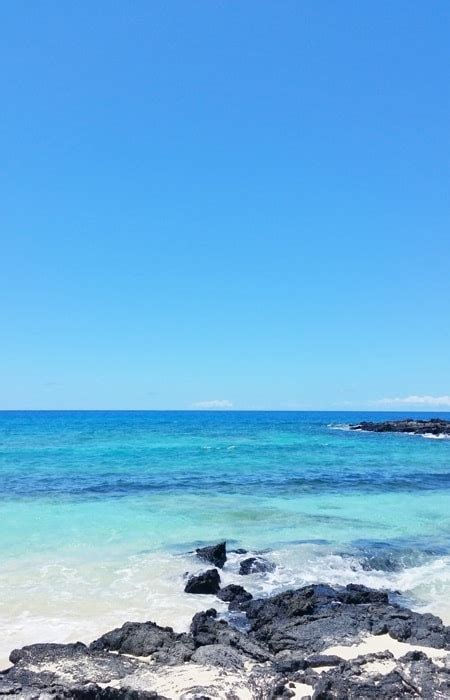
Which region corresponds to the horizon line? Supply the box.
[1,409,450,413]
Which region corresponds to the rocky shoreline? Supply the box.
[349,418,450,437]
[2,543,450,699]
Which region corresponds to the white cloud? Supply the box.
[191,399,234,409]
[373,395,450,407]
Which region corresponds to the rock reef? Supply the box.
[349,418,450,436]
[2,581,450,699]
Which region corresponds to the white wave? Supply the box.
[327,424,351,431]
[224,546,450,626]
[421,433,450,440]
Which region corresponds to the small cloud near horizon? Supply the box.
[191,399,234,409]
[373,395,450,407]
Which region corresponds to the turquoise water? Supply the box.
[1,410,450,665]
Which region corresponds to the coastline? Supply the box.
[3,542,450,675]
[2,411,450,694]
[2,569,450,698]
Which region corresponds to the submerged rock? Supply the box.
[239,556,276,575]
[195,541,227,568]
[184,568,221,595]
[349,418,450,436]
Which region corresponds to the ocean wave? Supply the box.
[422,433,450,440]
[220,545,450,625]
[329,424,450,440]
[2,541,450,670]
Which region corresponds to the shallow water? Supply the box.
[1,410,450,667]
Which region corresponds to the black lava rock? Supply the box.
[239,556,276,575]
[190,608,271,661]
[195,541,227,568]
[349,418,450,436]
[90,620,195,663]
[4,580,450,699]
[184,568,221,594]
[217,584,253,609]
[337,583,389,605]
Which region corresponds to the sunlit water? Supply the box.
[1,410,450,668]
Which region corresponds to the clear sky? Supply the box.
[1,1,449,410]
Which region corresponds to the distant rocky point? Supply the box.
[350,418,450,436]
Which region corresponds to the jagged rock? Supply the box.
[8,641,140,682]
[268,681,296,699]
[63,687,167,699]
[337,583,389,605]
[191,644,246,670]
[3,581,450,699]
[91,620,195,663]
[0,680,167,699]
[350,418,450,436]
[273,651,308,673]
[239,556,276,575]
[306,654,343,667]
[190,608,272,661]
[184,568,221,595]
[195,541,227,568]
[246,583,450,654]
[217,583,253,609]
[311,650,450,699]
[9,641,91,665]
[2,641,163,699]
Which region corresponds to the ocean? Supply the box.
[1,410,450,667]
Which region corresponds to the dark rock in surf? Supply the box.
[195,541,227,568]
[217,583,253,609]
[349,418,450,436]
[239,556,276,575]
[184,568,221,595]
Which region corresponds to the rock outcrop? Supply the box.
[349,418,450,436]
[239,556,276,575]
[217,583,253,609]
[195,541,227,568]
[184,568,221,595]
[2,582,450,698]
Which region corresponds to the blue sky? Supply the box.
[1,1,449,410]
